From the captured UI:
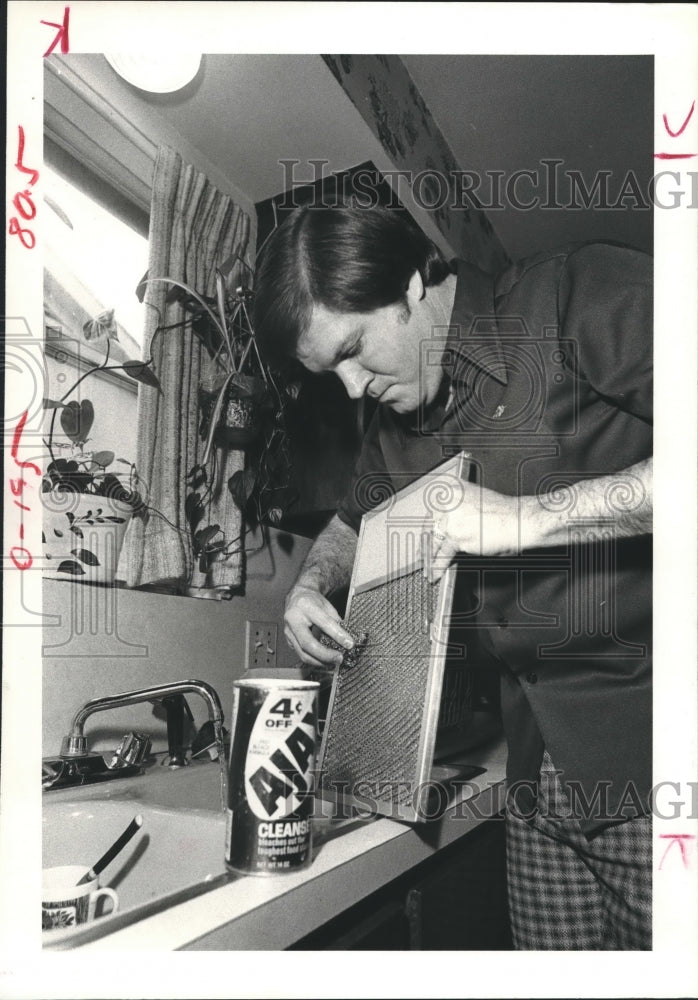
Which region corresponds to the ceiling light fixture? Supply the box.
[104,53,202,94]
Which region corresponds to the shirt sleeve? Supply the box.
[335,410,394,533]
[557,243,653,422]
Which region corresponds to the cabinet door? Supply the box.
[406,820,512,950]
[319,900,410,951]
[288,897,410,951]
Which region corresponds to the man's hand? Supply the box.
[282,513,359,666]
[284,585,356,667]
[424,482,521,581]
[423,459,653,582]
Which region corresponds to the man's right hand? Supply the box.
[284,585,355,667]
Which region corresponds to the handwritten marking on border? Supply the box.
[41,6,70,57]
[658,833,696,869]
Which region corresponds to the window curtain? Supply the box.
[127,145,253,595]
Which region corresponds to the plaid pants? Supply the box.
[506,752,652,950]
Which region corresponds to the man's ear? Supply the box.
[406,269,425,303]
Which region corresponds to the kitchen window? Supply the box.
[43,150,150,463]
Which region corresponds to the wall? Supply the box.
[403,55,654,260]
[42,526,312,757]
[322,54,508,272]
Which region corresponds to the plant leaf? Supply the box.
[132,504,149,524]
[135,270,149,303]
[228,468,257,510]
[194,525,221,551]
[49,459,79,475]
[277,532,294,555]
[215,270,228,351]
[185,492,204,532]
[95,473,127,503]
[60,400,94,445]
[71,548,100,566]
[91,451,115,468]
[83,309,119,344]
[121,361,162,392]
[70,525,84,538]
[137,276,228,346]
[57,560,85,575]
[186,464,207,490]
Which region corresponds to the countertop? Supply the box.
[43,731,507,951]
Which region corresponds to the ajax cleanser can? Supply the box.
[225,678,320,875]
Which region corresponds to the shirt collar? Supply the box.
[444,259,508,386]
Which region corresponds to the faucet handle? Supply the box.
[42,758,65,789]
[162,694,192,769]
[61,734,88,758]
[110,731,152,769]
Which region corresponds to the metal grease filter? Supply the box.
[320,570,440,808]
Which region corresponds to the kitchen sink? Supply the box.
[42,760,234,945]
[42,757,368,947]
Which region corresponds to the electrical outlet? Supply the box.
[245,620,278,671]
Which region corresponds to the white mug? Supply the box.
[42,865,119,931]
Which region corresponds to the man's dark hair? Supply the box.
[252,205,452,362]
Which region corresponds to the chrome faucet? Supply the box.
[43,679,225,790]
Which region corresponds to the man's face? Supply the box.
[295,271,445,415]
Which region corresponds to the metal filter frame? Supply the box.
[318,453,471,823]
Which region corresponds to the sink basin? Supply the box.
[42,759,235,944]
[43,799,229,933]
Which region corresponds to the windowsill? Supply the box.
[44,328,140,395]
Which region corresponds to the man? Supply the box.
[253,205,653,950]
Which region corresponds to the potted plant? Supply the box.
[42,268,298,591]
[42,330,160,585]
[138,261,299,582]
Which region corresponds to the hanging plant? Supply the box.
[137,257,300,578]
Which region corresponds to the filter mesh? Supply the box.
[320,570,440,809]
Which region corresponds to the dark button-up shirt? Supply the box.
[337,243,653,830]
